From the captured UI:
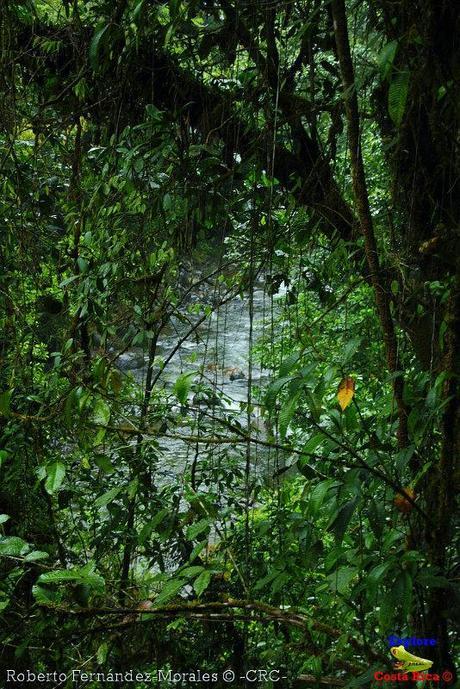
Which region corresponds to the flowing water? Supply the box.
[116,277,286,484]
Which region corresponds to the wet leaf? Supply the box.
[0,536,29,556]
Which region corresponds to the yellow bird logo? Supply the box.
[390,645,433,672]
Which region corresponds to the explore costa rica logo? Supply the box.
[372,644,453,683]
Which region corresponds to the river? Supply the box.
[116,275,286,486]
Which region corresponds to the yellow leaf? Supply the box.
[337,376,355,411]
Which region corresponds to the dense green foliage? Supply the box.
[1,1,459,687]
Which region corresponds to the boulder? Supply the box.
[224,366,245,381]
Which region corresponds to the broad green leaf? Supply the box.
[193,570,211,597]
[271,572,291,594]
[145,103,162,121]
[94,454,115,473]
[37,569,84,584]
[163,23,175,48]
[309,479,335,515]
[89,24,110,69]
[279,392,300,440]
[24,550,50,562]
[127,478,139,500]
[94,485,123,508]
[173,372,194,405]
[45,461,66,495]
[302,433,324,454]
[328,566,357,594]
[254,569,281,591]
[0,514,10,524]
[395,445,416,473]
[180,566,204,578]
[91,398,111,445]
[279,351,300,378]
[0,536,28,556]
[163,193,173,211]
[188,540,208,563]
[265,376,294,412]
[368,561,391,584]
[388,70,410,126]
[77,257,88,273]
[153,579,184,606]
[305,389,322,422]
[186,518,210,541]
[327,498,358,544]
[97,641,109,664]
[367,499,384,539]
[168,0,181,19]
[37,565,105,593]
[109,369,122,395]
[295,458,317,479]
[32,584,60,606]
[92,398,111,426]
[149,508,169,530]
[378,40,398,80]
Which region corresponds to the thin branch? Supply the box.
[39,598,385,664]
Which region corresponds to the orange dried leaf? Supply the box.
[337,376,355,411]
[394,487,415,514]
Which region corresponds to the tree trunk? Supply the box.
[331,0,409,448]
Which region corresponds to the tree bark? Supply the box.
[424,272,460,684]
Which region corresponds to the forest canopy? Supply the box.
[0,0,459,687]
